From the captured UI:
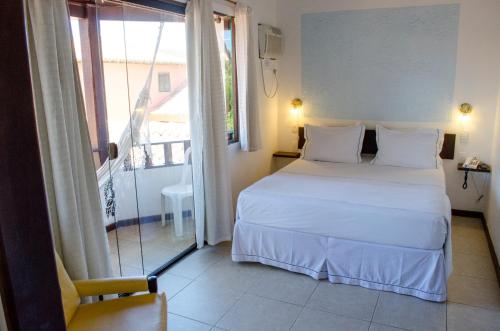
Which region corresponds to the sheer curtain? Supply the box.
[25,0,112,281]
[186,0,234,248]
[235,3,261,152]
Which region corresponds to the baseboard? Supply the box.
[105,211,193,233]
[451,209,483,219]
[452,209,500,286]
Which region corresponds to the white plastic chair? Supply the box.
[160,147,193,237]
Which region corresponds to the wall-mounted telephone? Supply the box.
[463,156,481,169]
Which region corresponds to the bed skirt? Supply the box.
[232,221,447,302]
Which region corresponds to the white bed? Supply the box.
[232,158,452,302]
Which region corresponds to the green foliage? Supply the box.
[225,58,234,135]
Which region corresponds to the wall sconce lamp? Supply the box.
[459,103,473,122]
[290,98,303,133]
[459,103,473,145]
[291,98,303,113]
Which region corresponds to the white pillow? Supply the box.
[301,124,365,164]
[372,125,444,169]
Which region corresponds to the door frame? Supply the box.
[0,1,66,330]
[70,0,197,278]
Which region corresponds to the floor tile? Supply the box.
[372,292,446,331]
[168,278,242,325]
[452,230,490,257]
[452,216,484,235]
[291,308,370,331]
[212,241,232,256]
[168,313,212,331]
[453,252,497,280]
[447,303,500,331]
[369,323,406,331]
[306,282,379,321]
[167,247,224,279]
[448,274,500,310]
[107,220,196,277]
[216,294,302,331]
[157,273,192,300]
[247,266,318,306]
[119,264,146,277]
[196,258,263,293]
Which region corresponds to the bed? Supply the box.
[232,128,454,302]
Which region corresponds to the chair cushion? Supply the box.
[67,293,167,331]
[54,252,81,326]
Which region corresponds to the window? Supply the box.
[158,72,171,92]
[70,2,239,172]
[215,14,238,144]
[70,3,190,170]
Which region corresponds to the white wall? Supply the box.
[228,0,279,209]
[486,83,500,263]
[276,0,500,211]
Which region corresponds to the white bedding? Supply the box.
[236,158,452,274]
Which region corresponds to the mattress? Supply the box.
[236,158,451,251]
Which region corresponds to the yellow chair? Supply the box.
[54,253,167,331]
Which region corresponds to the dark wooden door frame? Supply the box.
[0,1,66,330]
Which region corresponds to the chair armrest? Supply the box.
[73,276,158,297]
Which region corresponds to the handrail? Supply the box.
[92,139,191,170]
[133,139,191,170]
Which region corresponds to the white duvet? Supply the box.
[236,159,452,274]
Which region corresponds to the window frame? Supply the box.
[228,16,240,145]
[215,13,239,145]
[70,1,239,166]
[70,3,110,168]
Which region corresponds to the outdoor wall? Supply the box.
[227,0,279,210]
[276,0,500,212]
[99,165,194,226]
[100,62,186,143]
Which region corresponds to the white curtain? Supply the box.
[186,0,234,248]
[235,3,261,152]
[25,0,112,281]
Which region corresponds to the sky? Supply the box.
[71,19,187,64]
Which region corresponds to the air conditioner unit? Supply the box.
[258,24,282,60]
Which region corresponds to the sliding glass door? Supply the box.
[70,0,196,277]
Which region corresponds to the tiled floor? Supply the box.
[157,216,500,330]
[107,218,196,276]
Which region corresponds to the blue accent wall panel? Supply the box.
[301,4,460,122]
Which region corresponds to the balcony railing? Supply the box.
[94,139,191,171]
[134,139,191,170]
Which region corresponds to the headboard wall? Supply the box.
[298,127,456,160]
[301,4,460,122]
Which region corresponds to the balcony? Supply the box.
[102,139,196,276]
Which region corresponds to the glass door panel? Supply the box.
[121,4,196,274]
[98,3,145,277]
[71,0,196,278]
